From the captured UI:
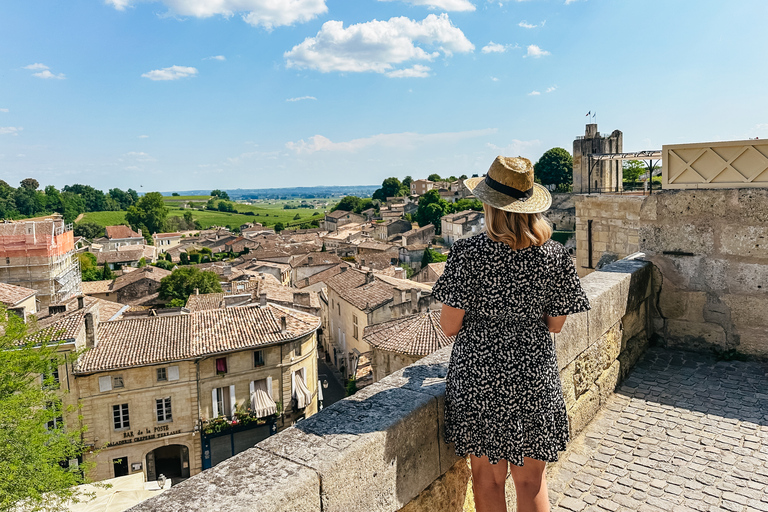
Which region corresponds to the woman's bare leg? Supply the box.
[470,454,510,512]
[508,456,550,512]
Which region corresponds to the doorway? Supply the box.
[146,445,190,484]
[113,457,129,478]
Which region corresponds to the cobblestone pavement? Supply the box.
[547,346,768,512]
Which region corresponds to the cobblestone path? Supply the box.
[547,346,768,512]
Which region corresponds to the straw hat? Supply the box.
[463,156,552,214]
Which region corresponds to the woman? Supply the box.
[431,156,590,512]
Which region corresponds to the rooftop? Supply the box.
[0,282,36,306]
[105,225,141,239]
[363,310,453,356]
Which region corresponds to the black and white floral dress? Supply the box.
[431,233,590,466]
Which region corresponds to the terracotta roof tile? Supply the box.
[0,282,36,306]
[75,304,319,373]
[81,280,113,294]
[363,310,453,356]
[105,225,141,239]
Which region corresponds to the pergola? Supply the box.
[587,150,662,194]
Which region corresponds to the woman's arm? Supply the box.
[542,314,567,333]
[440,304,466,337]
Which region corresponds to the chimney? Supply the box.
[393,289,406,305]
[138,228,142,236]
[84,309,99,349]
[280,316,287,334]
[48,304,67,315]
[194,288,199,295]
[394,267,406,279]
[360,259,365,267]
[304,277,310,287]
[365,271,375,284]
[410,288,422,312]
[223,265,232,276]
[77,296,85,310]
[259,292,267,307]
[307,255,313,264]
[293,291,311,307]
[340,266,348,273]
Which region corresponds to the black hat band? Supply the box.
[484,175,534,201]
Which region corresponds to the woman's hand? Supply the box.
[542,313,567,333]
[440,304,465,337]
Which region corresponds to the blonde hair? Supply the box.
[483,203,552,250]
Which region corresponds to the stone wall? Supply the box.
[546,193,576,231]
[128,258,652,512]
[575,188,768,358]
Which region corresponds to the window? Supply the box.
[295,340,302,357]
[157,368,167,382]
[43,360,60,389]
[45,401,63,430]
[213,386,233,418]
[112,375,124,389]
[156,397,172,422]
[254,350,265,367]
[215,357,227,374]
[113,404,130,430]
[353,315,359,340]
[337,303,341,315]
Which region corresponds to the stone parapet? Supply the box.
[128,258,653,512]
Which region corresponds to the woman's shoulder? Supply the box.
[537,238,568,261]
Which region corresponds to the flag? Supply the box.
[586,111,590,116]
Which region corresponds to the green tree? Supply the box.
[293,213,301,220]
[108,188,137,210]
[331,196,362,213]
[138,257,147,268]
[20,178,40,191]
[534,148,573,190]
[59,192,86,223]
[372,177,408,201]
[210,189,230,200]
[0,307,89,510]
[158,267,223,303]
[171,192,180,197]
[73,222,104,241]
[402,176,413,190]
[153,260,175,270]
[421,247,448,268]
[427,174,442,182]
[449,199,483,214]
[179,252,189,265]
[415,190,449,234]
[217,201,234,213]
[102,264,115,280]
[77,252,103,282]
[165,252,173,262]
[274,222,285,233]
[125,192,169,236]
[623,160,645,184]
[61,184,108,212]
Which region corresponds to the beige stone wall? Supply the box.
[326,287,373,373]
[372,348,422,383]
[575,188,768,358]
[574,195,644,277]
[546,193,576,231]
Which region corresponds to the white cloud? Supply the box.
[490,76,499,81]
[141,65,198,81]
[24,63,49,70]
[0,109,8,113]
[528,91,540,96]
[756,123,768,130]
[0,127,23,136]
[486,139,542,159]
[565,0,581,4]
[33,70,66,79]
[387,65,431,78]
[378,0,476,12]
[138,135,149,138]
[286,96,317,102]
[205,55,226,61]
[546,85,557,93]
[106,0,328,29]
[525,44,550,58]
[481,42,507,53]
[122,151,156,162]
[284,14,474,76]
[287,128,496,154]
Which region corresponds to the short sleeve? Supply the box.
[431,240,472,311]
[545,244,591,317]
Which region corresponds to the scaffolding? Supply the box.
[0,215,82,308]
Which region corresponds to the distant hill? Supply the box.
[164,185,378,200]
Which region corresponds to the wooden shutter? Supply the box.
[211,388,219,418]
[167,366,179,381]
[99,376,112,392]
[229,385,236,417]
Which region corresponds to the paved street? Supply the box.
[546,346,768,512]
[317,356,347,409]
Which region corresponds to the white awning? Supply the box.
[293,371,312,410]
[250,379,277,418]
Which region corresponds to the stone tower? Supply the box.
[572,124,623,193]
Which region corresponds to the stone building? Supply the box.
[95,245,158,269]
[410,179,435,196]
[413,262,446,284]
[373,218,412,241]
[441,210,485,246]
[101,225,145,251]
[363,310,454,382]
[324,210,365,232]
[80,265,171,306]
[0,214,82,309]
[38,298,320,483]
[394,224,435,247]
[0,281,38,320]
[572,123,623,194]
[323,268,436,379]
[152,232,182,252]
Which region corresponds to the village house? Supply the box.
[324,210,365,232]
[289,252,342,286]
[393,224,435,247]
[237,260,291,286]
[81,266,171,306]
[441,210,485,246]
[0,281,38,320]
[294,262,349,292]
[152,232,182,252]
[413,261,446,284]
[95,244,159,270]
[322,268,436,380]
[363,310,453,383]
[410,179,435,196]
[96,225,145,251]
[373,218,412,241]
[35,296,320,483]
[397,244,429,272]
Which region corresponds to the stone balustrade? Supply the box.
[129,257,654,512]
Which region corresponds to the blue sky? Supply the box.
[1,0,767,192]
